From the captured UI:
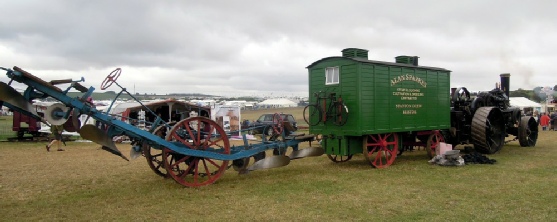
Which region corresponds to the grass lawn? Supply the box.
[1,108,556,221]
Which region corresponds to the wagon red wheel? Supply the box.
[363,133,399,168]
[426,131,446,159]
[100,68,121,90]
[272,113,283,135]
[143,122,176,178]
[162,117,230,187]
[326,154,353,163]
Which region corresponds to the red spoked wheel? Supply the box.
[100,68,121,90]
[162,117,230,187]
[363,133,399,168]
[271,113,283,135]
[143,122,175,178]
[426,131,445,159]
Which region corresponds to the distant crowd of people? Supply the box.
[533,111,557,131]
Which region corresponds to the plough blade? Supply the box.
[246,155,290,172]
[130,148,142,160]
[0,82,38,116]
[129,143,146,160]
[80,124,129,161]
[288,146,325,160]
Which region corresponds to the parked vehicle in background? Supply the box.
[249,113,297,135]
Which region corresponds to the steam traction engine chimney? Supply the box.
[500,73,510,97]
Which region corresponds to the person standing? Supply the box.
[540,112,550,131]
[46,124,65,151]
[550,111,557,131]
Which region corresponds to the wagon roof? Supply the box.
[306,56,451,72]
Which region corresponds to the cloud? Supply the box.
[1,0,557,96]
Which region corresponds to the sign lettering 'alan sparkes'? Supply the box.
[391,74,427,115]
[390,74,427,88]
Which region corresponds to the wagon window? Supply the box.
[325,67,339,85]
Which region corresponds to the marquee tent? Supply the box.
[509,97,541,109]
[258,98,298,108]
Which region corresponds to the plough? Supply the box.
[0,66,324,187]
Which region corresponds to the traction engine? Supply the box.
[449,73,538,153]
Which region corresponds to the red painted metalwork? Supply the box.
[162,117,230,187]
[426,130,445,158]
[363,133,399,168]
[100,68,121,90]
[143,123,176,178]
[12,110,42,138]
[272,113,283,135]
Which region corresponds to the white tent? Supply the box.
[258,98,298,108]
[509,97,541,109]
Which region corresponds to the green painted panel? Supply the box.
[308,56,451,156]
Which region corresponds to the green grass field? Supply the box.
[1,108,556,221]
[0,116,16,141]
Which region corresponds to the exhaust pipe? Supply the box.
[500,73,510,97]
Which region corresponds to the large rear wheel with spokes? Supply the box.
[143,122,176,178]
[162,117,230,187]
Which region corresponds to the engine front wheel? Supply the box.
[518,116,538,147]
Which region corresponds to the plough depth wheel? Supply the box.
[162,117,230,187]
[143,122,175,178]
[363,133,399,168]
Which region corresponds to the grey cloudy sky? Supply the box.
[1,0,555,97]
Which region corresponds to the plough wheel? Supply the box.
[326,154,353,163]
[143,122,176,178]
[363,133,398,168]
[425,131,445,159]
[162,117,230,187]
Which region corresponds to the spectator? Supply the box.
[242,119,251,129]
[533,111,540,125]
[540,112,550,131]
[549,111,557,131]
[46,124,65,151]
